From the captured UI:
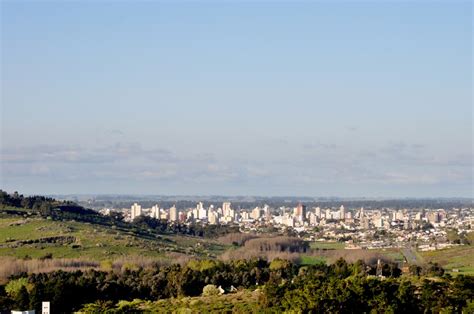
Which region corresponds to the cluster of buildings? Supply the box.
[99,201,473,250]
[123,201,237,225]
[121,202,351,227]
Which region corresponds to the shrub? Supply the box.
[269,258,291,271]
[202,284,220,296]
[5,277,30,298]
[100,260,113,272]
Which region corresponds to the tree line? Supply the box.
[0,258,472,313]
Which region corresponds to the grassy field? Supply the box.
[310,241,345,250]
[372,248,406,263]
[0,215,226,261]
[0,206,30,213]
[419,245,474,275]
[299,255,326,265]
[3,208,471,279]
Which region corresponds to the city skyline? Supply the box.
[1,1,472,197]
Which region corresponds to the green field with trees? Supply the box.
[420,246,474,276]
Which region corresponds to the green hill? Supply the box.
[0,214,226,261]
[0,190,232,264]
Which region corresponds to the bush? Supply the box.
[5,278,29,298]
[269,258,291,271]
[202,284,220,296]
[100,260,113,271]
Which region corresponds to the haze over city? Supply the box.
[1,1,472,197]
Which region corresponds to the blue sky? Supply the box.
[1,1,472,197]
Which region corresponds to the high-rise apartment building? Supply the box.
[131,203,142,220]
[315,207,321,218]
[294,203,307,222]
[251,207,261,220]
[169,205,178,222]
[340,205,345,220]
[325,209,332,220]
[222,202,231,216]
[151,205,160,219]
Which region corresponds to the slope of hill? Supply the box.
[420,246,474,276]
[0,215,226,260]
[0,191,232,283]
